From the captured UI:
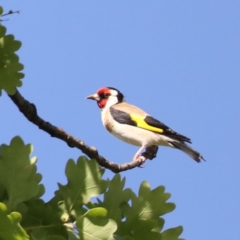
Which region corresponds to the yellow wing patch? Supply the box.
[130,114,164,133]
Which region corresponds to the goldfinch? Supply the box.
[86,87,204,163]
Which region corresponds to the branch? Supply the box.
[8,89,158,173]
[1,10,20,17]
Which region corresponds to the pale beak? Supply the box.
[86,93,100,101]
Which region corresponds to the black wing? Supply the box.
[110,107,137,126]
[144,116,192,143]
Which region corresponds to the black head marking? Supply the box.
[107,87,124,103]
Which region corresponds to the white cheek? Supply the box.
[104,96,118,109]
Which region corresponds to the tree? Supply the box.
[0,6,183,240]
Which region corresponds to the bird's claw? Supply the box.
[132,145,158,167]
[137,156,146,167]
[132,155,146,167]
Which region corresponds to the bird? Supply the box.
[86,87,204,163]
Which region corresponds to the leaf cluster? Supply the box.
[0,136,183,240]
[0,6,24,95]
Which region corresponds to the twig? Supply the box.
[1,10,20,17]
[8,89,158,173]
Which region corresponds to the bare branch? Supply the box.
[1,10,20,17]
[8,89,158,173]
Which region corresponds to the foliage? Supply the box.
[0,6,24,95]
[0,137,183,240]
[0,6,184,240]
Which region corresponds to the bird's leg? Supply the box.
[133,145,146,163]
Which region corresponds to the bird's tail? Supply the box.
[170,141,205,163]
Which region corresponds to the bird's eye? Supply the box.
[103,93,110,98]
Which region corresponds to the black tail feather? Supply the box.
[170,141,205,163]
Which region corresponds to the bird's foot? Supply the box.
[132,145,158,166]
[132,155,147,167]
[138,156,147,166]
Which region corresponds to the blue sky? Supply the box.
[1,1,240,239]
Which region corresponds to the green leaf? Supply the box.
[137,181,175,219]
[0,24,24,95]
[161,226,183,240]
[98,174,132,222]
[46,191,72,226]
[84,207,107,218]
[120,181,175,237]
[0,6,3,15]
[0,182,7,201]
[0,202,29,240]
[45,236,66,240]
[152,218,165,233]
[130,219,162,240]
[114,236,135,240]
[16,197,68,238]
[0,26,6,38]
[57,157,107,218]
[16,202,42,229]
[0,136,44,211]
[28,229,48,240]
[3,35,22,51]
[76,207,117,240]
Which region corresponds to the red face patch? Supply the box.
[97,87,111,96]
[96,88,111,108]
[97,98,108,108]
